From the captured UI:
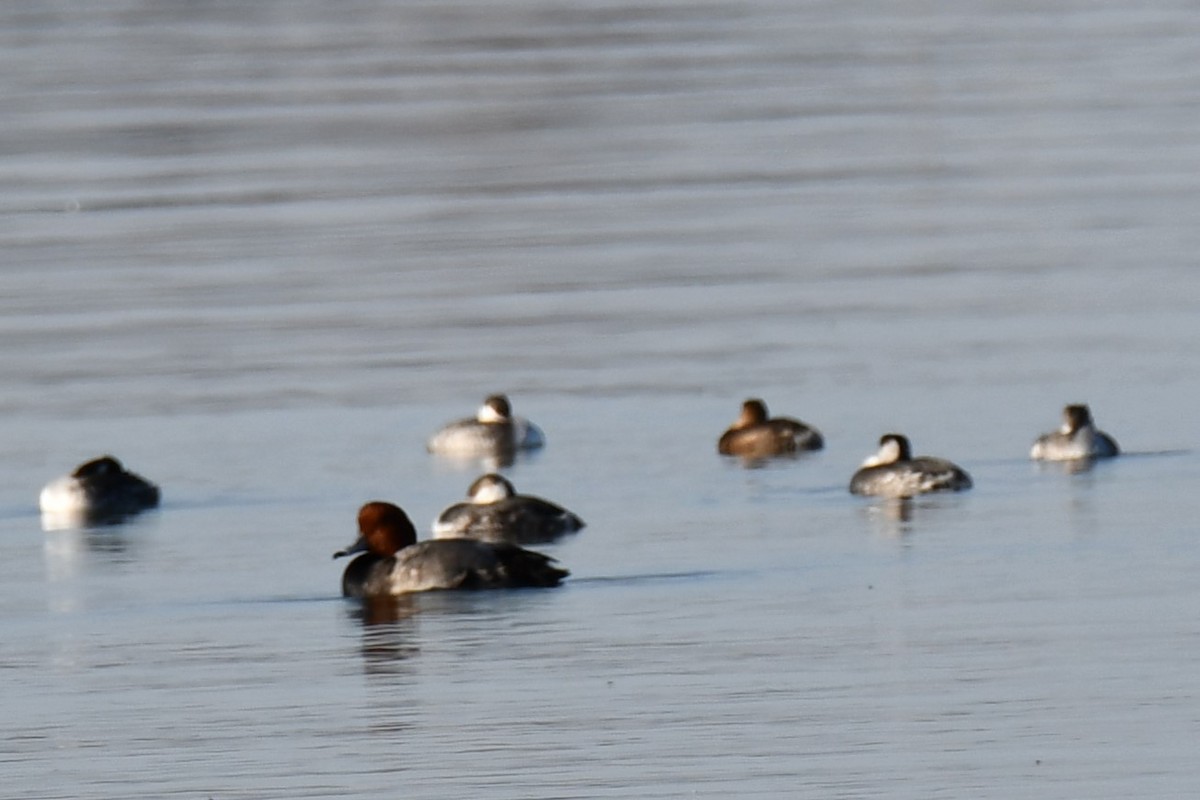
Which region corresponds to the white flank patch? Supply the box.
[38,476,88,514]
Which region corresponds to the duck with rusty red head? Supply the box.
[333,501,568,598]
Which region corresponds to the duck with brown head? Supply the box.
[334,501,568,598]
[717,398,823,458]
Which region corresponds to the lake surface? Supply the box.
[3,1,1200,797]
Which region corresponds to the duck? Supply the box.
[849,434,972,498]
[426,394,545,459]
[333,501,568,598]
[38,455,160,523]
[433,473,584,545]
[717,398,823,458]
[1030,404,1119,461]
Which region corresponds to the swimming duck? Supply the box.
[433,473,584,545]
[1030,404,1119,461]
[333,501,568,598]
[717,398,823,458]
[426,394,545,459]
[849,434,972,498]
[38,455,160,523]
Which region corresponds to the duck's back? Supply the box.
[427,419,514,456]
[399,539,567,591]
[1031,429,1119,461]
[850,457,972,498]
[427,418,544,457]
[344,539,567,596]
[435,497,584,545]
[88,472,160,517]
[1093,431,1119,458]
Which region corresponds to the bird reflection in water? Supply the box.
[1035,457,1099,476]
[863,497,915,538]
[348,596,421,672]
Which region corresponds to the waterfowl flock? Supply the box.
[38,395,1123,601]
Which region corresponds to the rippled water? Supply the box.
[3,1,1200,797]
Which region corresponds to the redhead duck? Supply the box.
[1031,404,1119,461]
[433,473,584,545]
[426,394,545,460]
[39,455,160,524]
[849,434,972,498]
[718,398,823,458]
[333,501,568,597]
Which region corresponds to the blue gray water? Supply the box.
[3,2,1200,797]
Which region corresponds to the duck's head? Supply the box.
[1061,404,1094,434]
[334,501,419,560]
[861,433,912,467]
[72,455,123,479]
[466,473,516,504]
[735,398,769,428]
[476,394,513,423]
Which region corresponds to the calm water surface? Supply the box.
[2,1,1200,798]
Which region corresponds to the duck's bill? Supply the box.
[333,536,367,559]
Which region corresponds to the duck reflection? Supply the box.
[353,594,420,627]
[724,451,805,470]
[42,520,142,577]
[429,445,544,474]
[346,596,422,674]
[40,508,154,533]
[1034,457,1099,476]
[861,497,915,538]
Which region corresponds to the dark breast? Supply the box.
[341,553,394,598]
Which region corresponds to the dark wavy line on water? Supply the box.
[568,570,728,586]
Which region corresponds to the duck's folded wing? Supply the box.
[394,539,567,591]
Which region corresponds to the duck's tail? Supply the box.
[492,544,570,588]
